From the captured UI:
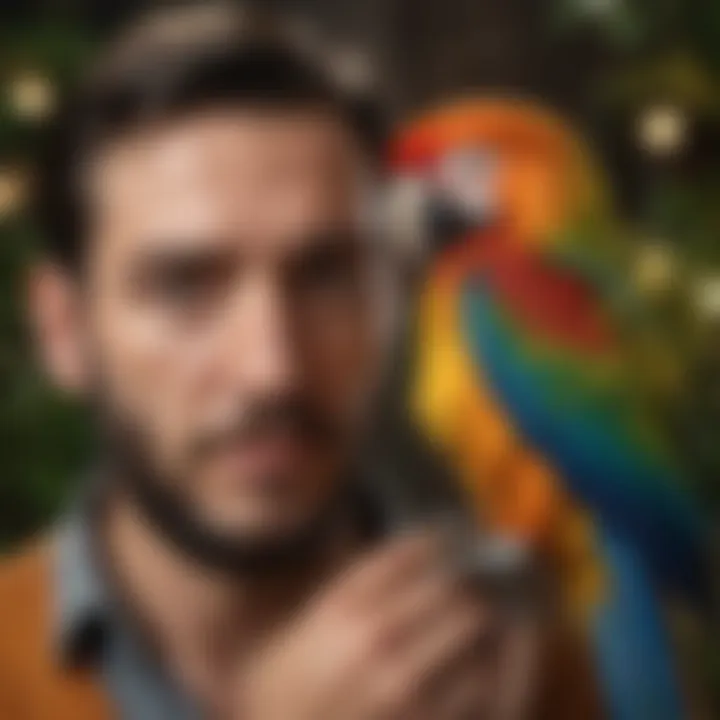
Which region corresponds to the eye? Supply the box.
[139,254,233,317]
[439,147,498,189]
[293,243,361,292]
[288,236,368,308]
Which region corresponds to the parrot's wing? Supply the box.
[459,251,708,601]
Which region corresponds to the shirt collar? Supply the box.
[54,496,112,666]
[52,468,390,666]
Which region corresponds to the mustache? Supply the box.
[190,394,340,459]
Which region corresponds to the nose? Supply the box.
[223,273,299,396]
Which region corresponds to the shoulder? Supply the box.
[0,537,53,617]
[0,537,113,719]
[0,538,54,678]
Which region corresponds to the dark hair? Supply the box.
[35,3,386,269]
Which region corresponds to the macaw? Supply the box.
[387,97,711,720]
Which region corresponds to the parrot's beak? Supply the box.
[426,194,495,256]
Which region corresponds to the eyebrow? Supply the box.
[297,227,363,251]
[128,243,237,284]
[127,225,369,276]
[288,227,369,264]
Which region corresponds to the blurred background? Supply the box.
[1,0,720,562]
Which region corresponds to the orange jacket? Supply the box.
[0,542,113,720]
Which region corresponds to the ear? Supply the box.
[27,261,91,395]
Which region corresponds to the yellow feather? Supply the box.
[412,275,606,618]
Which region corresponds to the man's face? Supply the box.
[37,109,390,562]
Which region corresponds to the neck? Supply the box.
[101,488,361,713]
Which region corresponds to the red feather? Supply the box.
[435,230,617,354]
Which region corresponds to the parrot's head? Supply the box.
[386,97,608,263]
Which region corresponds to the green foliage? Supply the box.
[0,26,94,549]
[0,216,90,549]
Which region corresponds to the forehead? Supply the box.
[88,109,370,256]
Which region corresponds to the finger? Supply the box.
[335,530,443,609]
[493,615,540,720]
[374,570,491,661]
[425,663,493,720]
[382,596,492,708]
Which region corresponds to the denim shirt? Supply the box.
[55,510,201,720]
[53,478,391,720]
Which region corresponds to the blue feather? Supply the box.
[458,278,708,719]
[593,531,685,720]
[459,280,708,600]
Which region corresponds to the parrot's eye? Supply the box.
[439,148,496,185]
[436,147,499,220]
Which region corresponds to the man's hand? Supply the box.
[234,532,537,720]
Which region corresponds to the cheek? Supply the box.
[89,295,210,465]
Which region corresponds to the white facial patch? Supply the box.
[382,173,431,261]
[436,146,499,221]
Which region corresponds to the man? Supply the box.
[0,5,602,719]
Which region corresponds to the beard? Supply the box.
[94,393,356,577]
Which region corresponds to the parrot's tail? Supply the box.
[592,530,686,720]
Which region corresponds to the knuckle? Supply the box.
[371,670,410,714]
[360,617,393,659]
[339,611,386,665]
[455,594,489,627]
